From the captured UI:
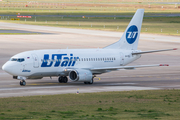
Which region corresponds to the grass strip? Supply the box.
[1,16,180,36]
[0,89,180,120]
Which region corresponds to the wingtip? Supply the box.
[173,48,178,50]
[159,64,169,66]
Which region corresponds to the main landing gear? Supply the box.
[84,78,94,84]
[58,76,68,83]
[20,80,26,86]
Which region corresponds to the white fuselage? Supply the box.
[2,49,141,79]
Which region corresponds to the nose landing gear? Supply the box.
[20,80,26,86]
[58,76,68,83]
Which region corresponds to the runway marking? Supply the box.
[122,83,137,85]
[156,77,161,78]
[94,77,101,82]
[30,84,38,85]
[101,74,177,79]
[105,83,137,85]
[47,83,59,85]
[0,86,70,91]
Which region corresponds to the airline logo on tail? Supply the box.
[126,25,138,44]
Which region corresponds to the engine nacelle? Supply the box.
[69,69,93,82]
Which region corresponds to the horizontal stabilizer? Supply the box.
[90,64,169,71]
[132,48,177,55]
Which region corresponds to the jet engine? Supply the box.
[69,69,93,82]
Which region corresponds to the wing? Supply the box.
[64,64,169,75]
[90,64,169,71]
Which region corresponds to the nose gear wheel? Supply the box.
[20,80,26,86]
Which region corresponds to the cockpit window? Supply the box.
[17,58,25,62]
[10,58,25,62]
[10,58,18,61]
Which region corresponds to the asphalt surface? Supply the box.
[0,29,51,34]
[0,22,180,98]
[1,14,180,18]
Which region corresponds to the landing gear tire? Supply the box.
[84,78,94,84]
[58,76,68,83]
[20,80,26,86]
[63,76,68,83]
[84,82,88,84]
[58,76,63,83]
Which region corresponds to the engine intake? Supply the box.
[69,69,93,82]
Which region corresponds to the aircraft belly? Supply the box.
[28,72,57,77]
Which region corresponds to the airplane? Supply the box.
[2,9,177,86]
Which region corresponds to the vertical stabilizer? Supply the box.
[104,9,144,50]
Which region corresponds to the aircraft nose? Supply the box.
[2,62,19,76]
[2,63,10,72]
[2,63,7,71]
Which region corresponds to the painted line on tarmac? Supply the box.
[106,83,137,85]
[94,77,101,82]
[0,86,70,91]
[100,74,179,78]
[28,83,69,85]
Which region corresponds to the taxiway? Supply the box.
[0,22,179,98]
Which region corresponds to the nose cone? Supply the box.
[2,62,20,76]
[2,63,9,72]
[2,62,14,75]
